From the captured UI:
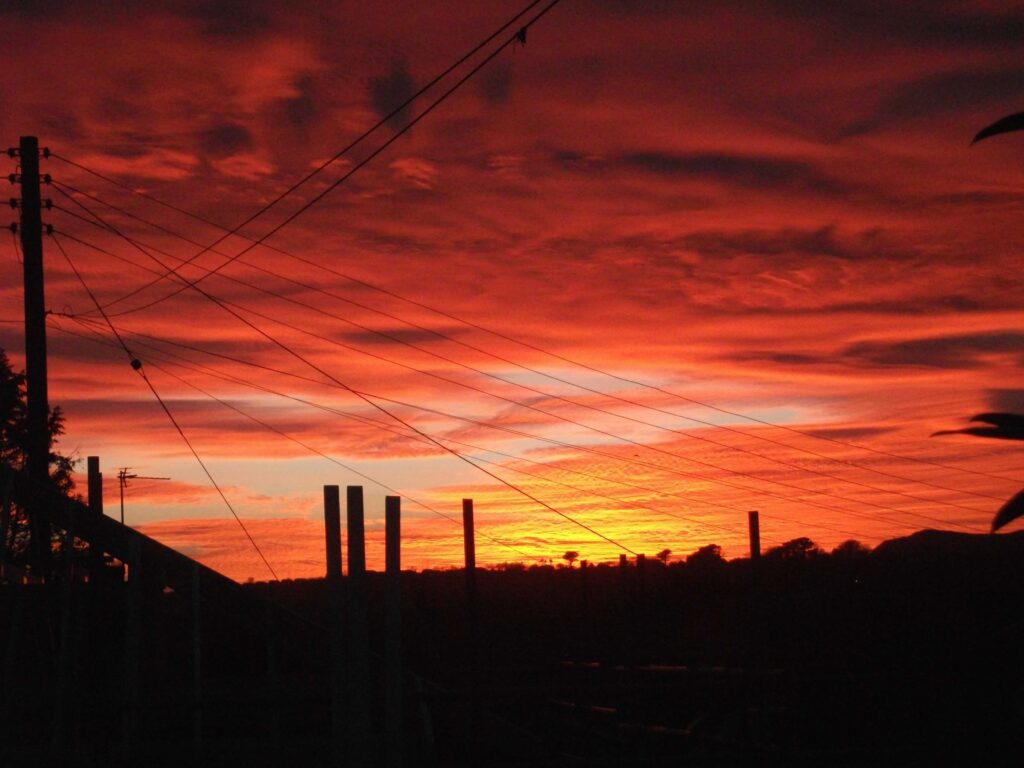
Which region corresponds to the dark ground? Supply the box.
[3,529,1023,766]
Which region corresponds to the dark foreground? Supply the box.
[3,529,1023,767]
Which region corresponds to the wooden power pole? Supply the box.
[16,135,51,573]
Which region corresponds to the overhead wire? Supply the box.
[48,0,548,315]
[39,0,1005,546]
[46,213,990,535]
[50,175,640,557]
[49,166,1022,489]
[73,0,563,318]
[52,315,868,545]
[48,231,281,580]
[49,189,1008,515]
[144,356,754,543]
[58,311,906,543]
[144,360,545,561]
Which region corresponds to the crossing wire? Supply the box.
[50,187,640,557]
[49,171,1022,490]
[46,219,989,535]
[59,310,899,544]
[49,0,547,315]
[49,191,1008,514]
[70,0,563,319]
[52,315,867,545]
[142,361,545,562]
[48,231,281,580]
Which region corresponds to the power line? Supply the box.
[50,173,1022,490]
[59,312,931,542]
[145,359,544,561]
[48,231,281,580]
[71,1,563,319]
[48,0,546,314]
[141,350,757,543]
[51,187,639,556]
[49,191,1007,514]
[52,316,867,544]
[47,219,989,534]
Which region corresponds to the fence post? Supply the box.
[324,485,342,580]
[324,485,345,767]
[86,456,104,575]
[346,486,370,768]
[385,495,402,768]
[748,510,761,563]
[462,498,479,763]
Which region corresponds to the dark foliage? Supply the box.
[0,349,76,570]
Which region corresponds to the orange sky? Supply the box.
[1,1,1023,580]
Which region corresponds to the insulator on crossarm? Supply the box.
[8,223,17,234]
[45,224,53,235]
[42,147,50,159]
[43,174,51,185]
[43,199,52,209]
[6,148,18,158]
[7,174,19,185]
[8,198,18,209]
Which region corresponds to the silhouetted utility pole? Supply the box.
[14,136,51,573]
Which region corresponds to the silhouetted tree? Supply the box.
[0,349,76,571]
[766,537,820,561]
[562,550,579,568]
[655,548,672,565]
[831,539,871,560]
[687,543,724,567]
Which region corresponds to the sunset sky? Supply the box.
[1,0,1023,580]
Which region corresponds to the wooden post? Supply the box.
[384,496,402,768]
[325,485,345,766]
[19,135,52,577]
[324,485,342,580]
[87,456,103,516]
[192,563,203,766]
[462,498,479,762]
[462,499,477,616]
[86,456,104,575]
[748,510,761,562]
[346,486,370,768]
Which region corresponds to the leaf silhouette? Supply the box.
[992,489,1024,532]
[972,112,1024,144]
[932,412,1024,441]
[933,412,1024,532]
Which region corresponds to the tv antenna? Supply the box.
[117,468,170,525]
